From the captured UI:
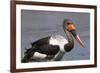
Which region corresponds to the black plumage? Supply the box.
[22,36,61,63]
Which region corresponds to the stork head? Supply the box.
[63,19,85,48]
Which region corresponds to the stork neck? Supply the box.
[63,26,74,45]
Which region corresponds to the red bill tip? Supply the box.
[75,35,85,48]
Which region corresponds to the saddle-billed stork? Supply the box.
[22,19,85,63]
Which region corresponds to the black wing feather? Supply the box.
[31,36,50,47]
[30,36,60,55]
[36,45,60,55]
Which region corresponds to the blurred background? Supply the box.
[21,9,90,61]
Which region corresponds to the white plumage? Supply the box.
[49,35,68,52]
[33,52,47,58]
